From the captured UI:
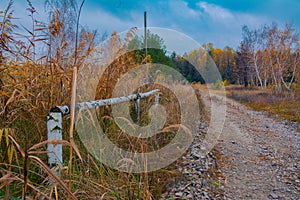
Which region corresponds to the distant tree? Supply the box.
[128,30,177,69]
[241,25,266,89]
[267,22,300,91]
[236,43,250,87]
[212,46,238,84]
[239,22,300,91]
[172,55,204,83]
[183,48,220,83]
[201,43,238,84]
[170,51,176,59]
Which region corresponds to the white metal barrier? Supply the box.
[46,89,160,174]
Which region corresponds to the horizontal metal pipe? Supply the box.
[50,89,160,116]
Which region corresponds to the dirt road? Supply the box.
[161,91,300,199]
[217,97,300,199]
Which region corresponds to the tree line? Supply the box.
[238,22,300,91]
[199,22,299,91]
[141,22,299,92]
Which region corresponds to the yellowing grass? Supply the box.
[227,85,300,123]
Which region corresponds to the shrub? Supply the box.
[212,79,224,90]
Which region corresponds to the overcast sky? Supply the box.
[1,0,299,49]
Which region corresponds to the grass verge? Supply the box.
[226,85,300,123]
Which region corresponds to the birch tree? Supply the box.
[240,22,300,91]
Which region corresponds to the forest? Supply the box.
[0,0,299,199]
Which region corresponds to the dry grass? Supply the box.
[0,61,204,199]
[227,85,300,123]
[0,1,210,199]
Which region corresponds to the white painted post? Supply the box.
[136,94,141,123]
[155,93,159,106]
[47,112,63,176]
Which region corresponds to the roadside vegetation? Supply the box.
[0,1,201,199]
[227,85,300,123]
[0,0,299,199]
[204,21,300,123]
[0,1,164,199]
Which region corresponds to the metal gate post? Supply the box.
[46,89,159,176]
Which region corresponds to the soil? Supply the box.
[160,90,300,200]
